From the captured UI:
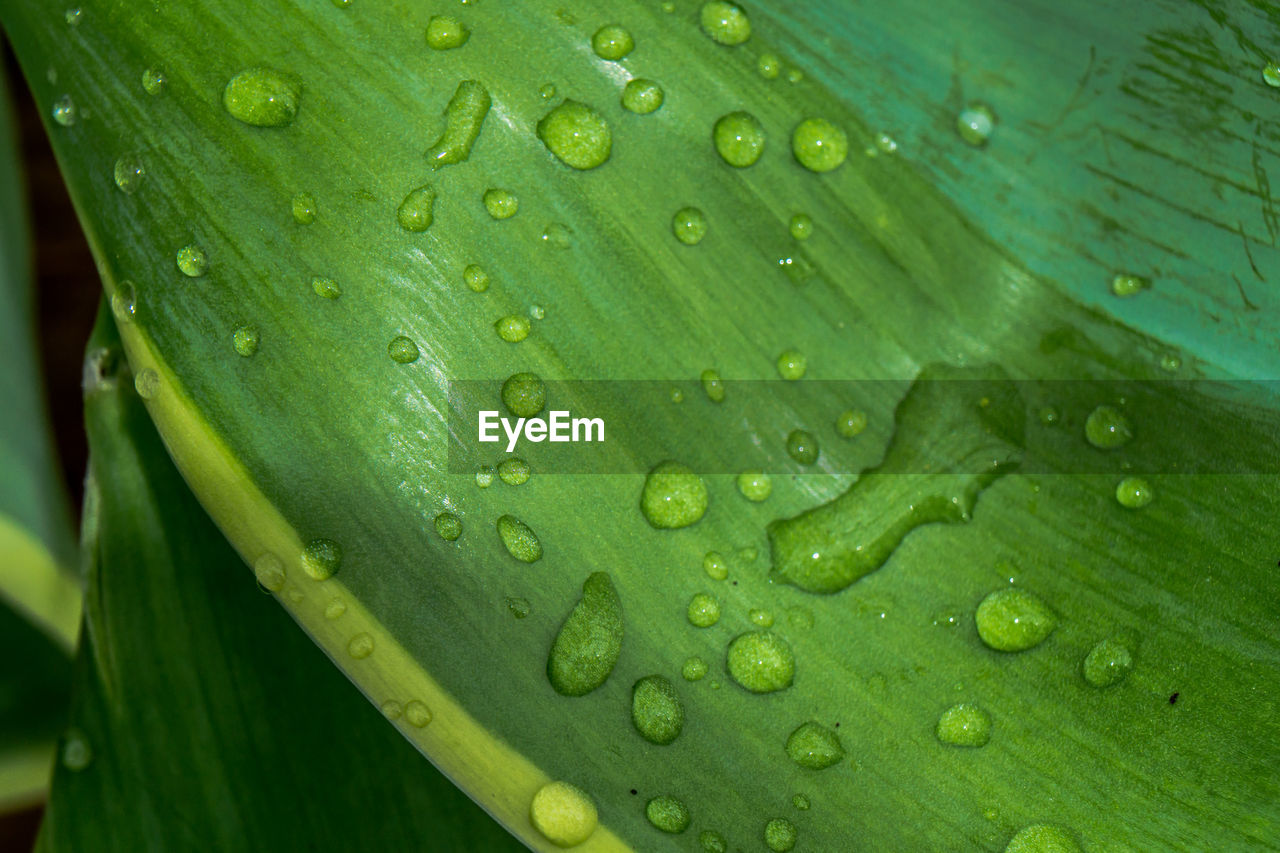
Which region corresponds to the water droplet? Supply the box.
[787,68,805,84]
[592,24,634,60]
[1004,824,1082,853]
[495,314,531,343]
[1082,638,1133,688]
[530,781,598,847]
[764,817,797,852]
[538,221,572,249]
[464,264,490,292]
[502,372,546,417]
[1263,62,1280,87]
[641,460,709,529]
[975,588,1055,652]
[736,470,772,502]
[713,111,765,167]
[233,325,260,357]
[496,514,542,562]
[1037,405,1060,426]
[776,349,806,380]
[632,675,684,744]
[113,154,145,194]
[51,94,77,126]
[110,281,137,323]
[380,700,403,720]
[547,572,623,696]
[789,213,813,240]
[621,78,664,114]
[758,53,781,79]
[936,703,992,747]
[404,700,433,727]
[498,457,531,485]
[252,553,286,591]
[175,244,207,278]
[134,368,160,399]
[397,185,436,232]
[292,192,317,224]
[785,429,818,465]
[785,720,844,768]
[682,655,708,681]
[1084,404,1133,449]
[931,609,961,628]
[136,67,166,97]
[1115,476,1153,509]
[483,188,519,219]
[324,599,347,620]
[956,102,997,146]
[738,545,758,563]
[301,538,342,580]
[703,550,728,580]
[699,829,728,852]
[539,83,557,100]
[61,729,92,771]
[65,8,83,26]
[786,606,814,630]
[727,631,794,693]
[701,368,725,402]
[506,596,531,618]
[687,592,721,627]
[434,512,462,541]
[426,15,469,49]
[1110,273,1151,297]
[530,304,545,320]
[311,276,341,299]
[537,100,612,169]
[1159,352,1181,372]
[700,1,751,45]
[875,132,898,153]
[749,608,773,627]
[222,67,300,127]
[347,632,374,659]
[643,794,689,834]
[792,117,848,172]
[835,408,867,437]
[664,206,709,245]
[387,335,420,364]
[792,794,810,810]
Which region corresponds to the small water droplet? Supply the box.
[645,794,690,834]
[530,304,545,320]
[875,132,897,153]
[51,94,77,126]
[404,699,433,727]
[1115,476,1153,509]
[60,729,92,771]
[426,15,470,49]
[792,117,848,172]
[758,53,781,79]
[776,349,807,380]
[787,68,804,84]
[475,465,495,488]
[835,408,867,437]
[292,192,317,224]
[682,655,708,681]
[495,314,531,343]
[1004,824,1082,853]
[530,781,598,847]
[764,817,797,852]
[1084,404,1133,449]
[223,67,300,127]
[736,470,772,502]
[727,631,794,693]
[956,102,997,147]
[936,703,992,747]
[113,153,145,194]
[502,372,546,417]
[253,553,286,591]
[785,429,818,464]
[592,24,634,60]
[540,222,572,248]
[141,67,166,95]
[434,512,463,541]
[233,325,260,357]
[380,700,403,719]
[1038,405,1060,426]
[464,264,490,292]
[110,281,137,323]
[786,721,844,768]
[1263,62,1280,88]
[699,830,728,853]
[301,538,342,581]
[539,83,557,100]
[668,205,710,246]
[749,608,773,627]
[175,244,207,278]
[498,457,531,485]
[702,550,728,580]
[506,596,531,618]
[388,335,421,364]
[537,100,612,169]
[641,461,708,529]
[1082,638,1134,687]
[792,793,810,810]
[65,8,82,26]
[497,514,542,562]
[621,78,664,114]
[700,1,751,45]
[701,368,725,402]
[483,187,519,219]
[1159,352,1181,372]
[324,599,347,620]
[713,111,765,167]
[789,213,813,240]
[134,368,160,399]
[632,674,684,744]
[311,276,341,299]
[347,632,374,659]
[397,185,437,232]
[975,587,1055,652]
[687,592,721,627]
[1110,273,1151,297]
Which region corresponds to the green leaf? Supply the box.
[38,304,521,852]
[6,1,1280,850]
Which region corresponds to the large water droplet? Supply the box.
[223,68,300,127]
[498,457,531,485]
[434,512,462,541]
[700,1,751,45]
[176,244,207,277]
[464,264,490,292]
[426,80,491,168]
[547,572,623,696]
[785,721,844,768]
[301,538,342,580]
[640,461,708,529]
[530,782,598,847]
[646,795,690,833]
[622,78,664,114]
[672,206,708,245]
[726,631,794,693]
[632,675,684,744]
[426,15,469,49]
[592,24,634,60]
[495,314,531,343]
[792,118,848,172]
[502,372,545,417]
[713,111,765,167]
[1082,638,1133,687]
[764,817,797,852]
[397,185,436,232]
[113,154,145,194]
[388,335,420,364]
[975,588,1055,652]
[537,100,612,170]
[956,103,997,146]
[687,592,720,627]
[1084,405,1133,449]
[935,703,992,747]
[496,514,542,562]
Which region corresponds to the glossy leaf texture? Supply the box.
[4,0,1279,850]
